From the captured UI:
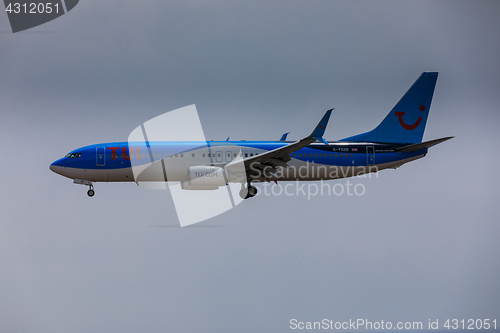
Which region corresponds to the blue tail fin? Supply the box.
[341,72,438,144]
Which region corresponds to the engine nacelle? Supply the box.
[181,165,227,190]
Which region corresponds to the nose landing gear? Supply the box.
[73,179,95,197]
[87,184,95,197]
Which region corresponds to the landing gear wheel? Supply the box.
[239,184,257,199]
[247,185,257,197]
[239,187,249,199]
[87,183,95,197]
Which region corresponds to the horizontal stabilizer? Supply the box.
[396,136,453,153]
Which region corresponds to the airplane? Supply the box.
[50,72,452,199]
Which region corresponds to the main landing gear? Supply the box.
[239,183,257,199]
[87,184,95,197]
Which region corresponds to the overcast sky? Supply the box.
[1,1,500,332]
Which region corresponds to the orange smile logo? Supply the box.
[394,105,425,130]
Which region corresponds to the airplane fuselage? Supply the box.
[50,140,427,183]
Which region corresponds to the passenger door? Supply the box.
[367,146,375,165]
[96,146,106,166]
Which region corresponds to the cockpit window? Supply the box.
[65,152,82,158]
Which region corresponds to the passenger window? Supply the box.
[202,153,206,157]
[350,153,353,157]
[234,153,237,157]
[335,153,338,157]
[181,154,184,158]
[175,154,178,158]
[245,153,248,157]
[250,153,253,157]
[319,153,322,157]
[192,154,195,157]
[340,153,343,157]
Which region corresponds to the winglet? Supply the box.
[279,132,290,141]
[310,109,333,144]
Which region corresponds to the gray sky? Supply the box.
[1,1,500,332]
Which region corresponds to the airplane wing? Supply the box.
[225,109,333,180]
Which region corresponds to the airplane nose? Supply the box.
[50,159,64,175]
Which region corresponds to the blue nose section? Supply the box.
[49,158,65,173]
